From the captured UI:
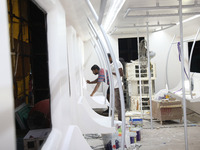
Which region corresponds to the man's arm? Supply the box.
[90,82,101,96]
[86,78,98,84]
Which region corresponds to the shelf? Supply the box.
[126,61,156,111]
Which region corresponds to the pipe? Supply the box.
[178,0,188,149]
[188,28,200,99]
[125,12,200,18]
[125,4,200,11]
[117,23,176,29]
[137,29,143,116]
[99,24,126,150]
[85,0,99,21]
[146,22,153,129]
[86,1,126,148]
[88,18,115,121]
[98,0,107,25]
[165,35,176,91]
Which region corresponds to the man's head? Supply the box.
[91,65,100,75]
[107,53,112,64]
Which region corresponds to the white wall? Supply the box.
[108,35,119,59]
[149,19,200,93]
[149,31,182,92]
[0,1,16,149]
[105,22,200,94]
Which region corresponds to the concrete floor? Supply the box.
[86,108,200,150]
[139,126,200,150]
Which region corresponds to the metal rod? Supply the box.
[86,1,126,148]
[85,0,99,21]
[125,4,200,11]
[100,24,126,150]
[125,12,200,18]
[178,0,188,149]
[112,31,148,36]
[137,29,143,116]
[112,25,175,35]
[188,28,200,99]
[117,23,176,29]
[88,18,115,122]
[98,0,107,25]
[146,22,153,129]
[165,35,176,91]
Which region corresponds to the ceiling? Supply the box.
[61,0,200,41]
[109,0,200,37]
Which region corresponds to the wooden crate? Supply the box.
[23,128,51,150]
[152,100,183,124]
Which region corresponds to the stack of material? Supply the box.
[152,99,183,124]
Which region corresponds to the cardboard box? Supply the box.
[23,128,51,150]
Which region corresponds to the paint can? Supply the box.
[136,128,141,141]
[129,131,137,144]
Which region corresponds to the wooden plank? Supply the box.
[160,105,182,108]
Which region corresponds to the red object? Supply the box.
[31,99,50,116]
[28,99,51,129]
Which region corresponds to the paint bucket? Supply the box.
[136,128,141,141]
[129,131,137,144]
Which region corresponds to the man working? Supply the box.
[86,65,109,97]
[108,53,123,121]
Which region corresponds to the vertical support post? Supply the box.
[99,24,126,150]
[146,22,153,129]
[137,29,143,116]
[178,0,188,150]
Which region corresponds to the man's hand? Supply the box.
[90,93,94,96]
[86,80,91,84]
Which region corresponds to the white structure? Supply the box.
[1,0,200,150]
[126,61,156,111]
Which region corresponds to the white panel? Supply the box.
[149,30,181,92]
[0,1,16,150]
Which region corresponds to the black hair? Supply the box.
[107,53,111,58]
[91,65,100,71]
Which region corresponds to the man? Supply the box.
[108,53,123,121]
[86,65,109,97]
